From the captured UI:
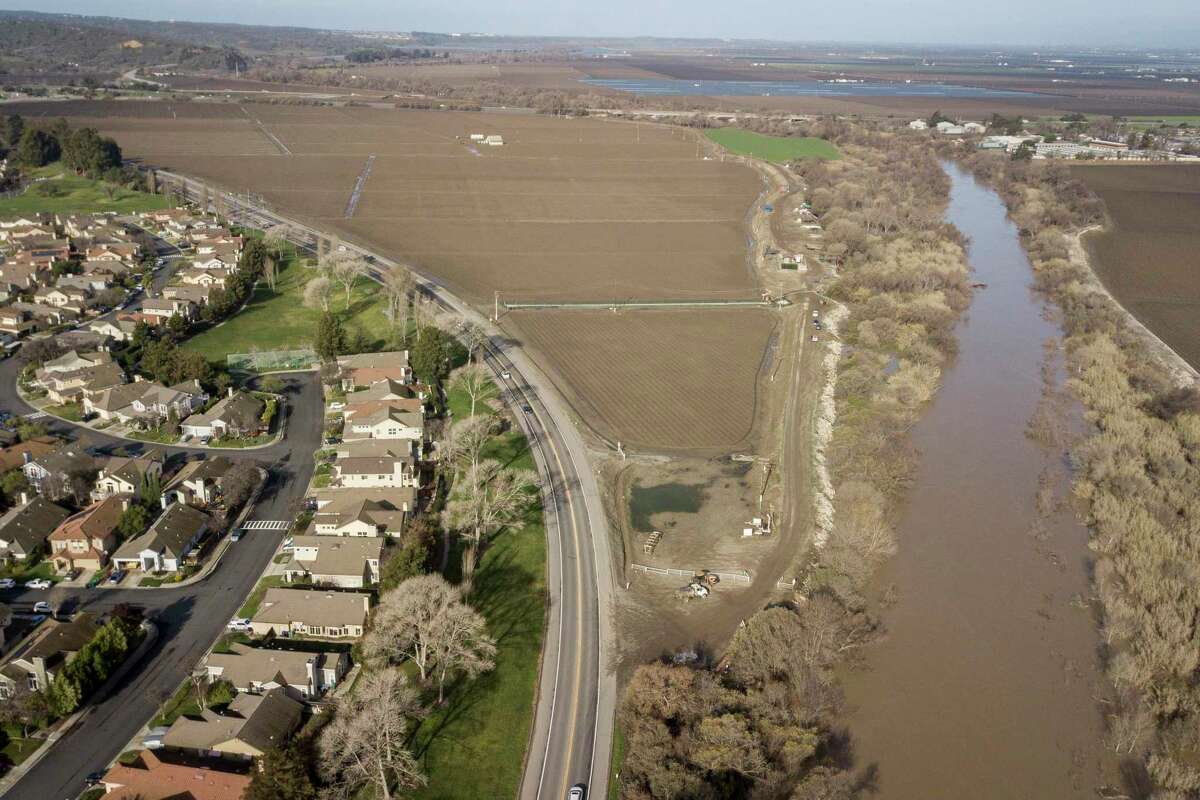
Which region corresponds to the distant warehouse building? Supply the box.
[484,134,504,146]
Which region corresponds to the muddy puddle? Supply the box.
[629,481,707,532]
[839,163,1116,797]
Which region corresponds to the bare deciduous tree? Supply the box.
[431,602,495,704]
[320,668,426,800]
[449,362,496,418]
[302,276,332,312]
[383,267,415,331]
[458,321,489,364]
[365,574,458,680]
[332,255,369,309]
[442,459,538,589]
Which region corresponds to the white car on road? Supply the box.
[24,578,51,590]
[0,579,14,589]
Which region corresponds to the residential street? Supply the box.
[0,369,323,800]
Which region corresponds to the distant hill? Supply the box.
[0,11,256,73]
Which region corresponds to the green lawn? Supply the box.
[0,165,167,216]
[127,429,179,445]
[238,575,289,619]
[705,128,841,162]
[0,725,42,768]
[411,501,546,800]
[44,402,83,422]
[446,379,499,421]
[151,680,201,729]
[182,253,393,364]
[609,725,627,800]
[0,560,57,584]
[1127,115,1200,128]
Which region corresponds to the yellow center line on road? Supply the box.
[532,403,588,800]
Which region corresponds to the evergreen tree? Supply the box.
[16,129,60,167]
[2,114,23,148]
[247,743,319,800]
[313,312,346,363]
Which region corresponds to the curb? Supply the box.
[0,619,159,794]
[101,466,270,591]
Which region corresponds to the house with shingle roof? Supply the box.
[203,642,349,700]
[310,487,415,537]
[91,452,163,500]
[162,687,303,760]
[111,501,212,573]
[48,494,127,572]
[284,535,382,588]
[0,612,99,696]
[337,350,412,390]
[0,494,71,561]
[181,391,265,440]
[250,588,370,639]
[164,457,233,508]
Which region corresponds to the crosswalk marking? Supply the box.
[241,519,292,531]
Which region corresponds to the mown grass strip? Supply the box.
[705,128,841,162]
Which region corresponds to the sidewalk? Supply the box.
[0,619,160,795]
[96,466,269,591]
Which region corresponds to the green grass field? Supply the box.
[182,252,391,364]
[705,128,841,162]
[410,380,544,800]
[1127,115,1200,129]
[0,165,167,216]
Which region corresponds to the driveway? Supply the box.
[0,368,323,800]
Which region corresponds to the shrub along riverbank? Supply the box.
[955,150,1200,796]
[615,126,970,799]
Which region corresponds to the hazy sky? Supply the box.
[5,0,1200,48]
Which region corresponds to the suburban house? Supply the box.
[0,436,58,473]
[333,454,419,488]
[284,535,382,588]
[162,284,213,306]
[344,378,419,405]
[33,360,125,405]
[85,242,138,262]
[99,749,251,800]
[310,488,415,537]
[33,285,90,314]
[20,442,94,499]
[47,494,126,573]
[162,687,303,760]
[39,349,112,375]
[91,452,163,500]
[111,501,212,574]
[337,350,412,390]
[344,406,424,442]
[86,318,139,342]
[164,457,232,508]
[85,378,208,425]
[181,391,266,440]
[139,297,196,324]
[0,494,71,562]
[177,268,228,288]
[249,588,370,639]
[0,613,99,696]
[203,642,349,700]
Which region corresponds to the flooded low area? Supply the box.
[840,163,1115,797]
[629,481,706,532]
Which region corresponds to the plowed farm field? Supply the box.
[10,99,774,451]
[1071,164,1200,371]
[508,308,778,452]
[17,101,762,305]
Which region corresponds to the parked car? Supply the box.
[231,529,242,542]
[65,568,81,581]
[108,569,126,585]
[227,617,251,631]
[0,578,14,589]
[24,578,51,590]
[329,401,345,410]
[33,601,51,614]
[86,572,105,589]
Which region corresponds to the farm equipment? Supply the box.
[676,571,720,601]
[643,530,663,555]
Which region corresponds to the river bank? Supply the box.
[839,162,1116,797]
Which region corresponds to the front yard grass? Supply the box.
[0,560,57,584]
[182,250,393,364]
[0,725,42,767]
[151,680,201,729]
[237,575,288,619]
[44,401,83,421]
[127,428,179,445]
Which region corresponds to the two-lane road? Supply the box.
[155,170,617,800]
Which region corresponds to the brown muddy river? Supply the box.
[840,163,1115,798]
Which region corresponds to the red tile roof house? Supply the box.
[47,493,128,573]
[99,749,251,800]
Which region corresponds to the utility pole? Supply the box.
[493,291,500,322]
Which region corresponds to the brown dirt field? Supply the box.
[10,101,764,306]
[1071,164,1200,371]
[505,308,778,453]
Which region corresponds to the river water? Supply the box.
[839,163,1115,798]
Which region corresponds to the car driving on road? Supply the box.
[24,578,51,590]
